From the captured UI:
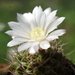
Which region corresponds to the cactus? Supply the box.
[8,42,75,75]
[5,6,75,75]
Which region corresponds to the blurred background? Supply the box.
[0,0,75,63]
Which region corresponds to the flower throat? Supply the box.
[31,27,44,40]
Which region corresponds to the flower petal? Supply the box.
[31,42,39,46]
[50,29,66,36]
[17,13,28,24]
[7,22,31,38]
[5,30,16,36]
[32,6,43,26]
[7,38,28,47]
[46,36,59,41]
[40,13,46,29]
[17,13,32,30]
[23,13,36,29]
[44,7,51,16]
[44,10,57,32]
[40,41,50,49]
[18,43,32,52]
[46,29,66,41]
[46,17,65,34]
[8,22,31,34]
[29,47,36,54]
[5,30,30,39]
[29,43,39,54]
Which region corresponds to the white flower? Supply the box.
[6,6,66,54]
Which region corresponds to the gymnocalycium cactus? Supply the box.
[6,6,75,75]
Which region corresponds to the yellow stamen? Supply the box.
[31,27,44,41]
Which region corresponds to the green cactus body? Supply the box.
[9,43,75,75]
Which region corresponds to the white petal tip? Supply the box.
[5,31,8,34]
[29,51,36,55]
[17,13,22,17]
[62,29,66,34]
[29,49,36,55]
[40,41,50,49]
[54,10,58,13]
[8,22,10,25]
[7,43,13,47]
[29,46,38,55]
[17,13,21,15]
[59,17,65,21]
[60,29,66,34]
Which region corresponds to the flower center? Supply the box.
[31,27,44,40]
